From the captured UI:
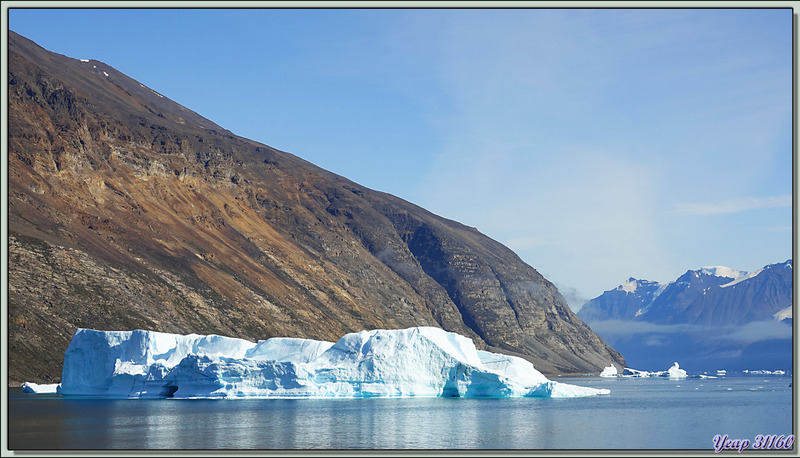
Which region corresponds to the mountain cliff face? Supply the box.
[577,261,792,371]
[7,31,623,384]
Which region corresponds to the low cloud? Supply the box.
[587,320,699,339]
[554,283,589,312]
[586,319,791,345]
[374,247,418,277]
[643,335,669,347]
[725,320,792,342]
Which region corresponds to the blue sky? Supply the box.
[7,7,794,310]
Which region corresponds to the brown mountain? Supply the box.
[7,31,624,385]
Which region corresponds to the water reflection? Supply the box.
[8,377,793,450]
[273,397,549,449]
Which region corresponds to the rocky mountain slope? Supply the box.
[7,31,624,385]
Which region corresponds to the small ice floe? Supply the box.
[103,71,109,77]
[79,59,89,62]
[743,370,786,375]
[21,382,61,394]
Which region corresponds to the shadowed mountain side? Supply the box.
[8,31,623,384]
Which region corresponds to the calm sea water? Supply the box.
[7,375,795,451]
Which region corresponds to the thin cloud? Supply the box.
[766,225,793,232]
[587,320,699,338]
[586,319,791,345]
[554,283,589,313]
[671,195,791,215]
[402,10,791,300]
[725,320,792,342]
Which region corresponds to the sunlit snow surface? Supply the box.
[55,327,609,399]
[772,306,792,321]
[699,266,745,279]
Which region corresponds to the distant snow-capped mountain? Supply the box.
[578,260,792,326]
[577,260,793,372]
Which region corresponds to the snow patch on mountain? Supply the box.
[773,306,792,321]
[619,278,639,293]
[699,266,745,279]
[720,268,763,288]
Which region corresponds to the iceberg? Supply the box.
[54,327,610,399]
[622,367,653,377]
[599,364,618,377]
[21,382,60,394]
[692,373,717,379]
[620,362,687,378]
[665,362,687,379]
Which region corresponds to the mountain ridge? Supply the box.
[578,260,792,326]
[8,31,623,385]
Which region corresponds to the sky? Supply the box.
[6,6,795,311]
